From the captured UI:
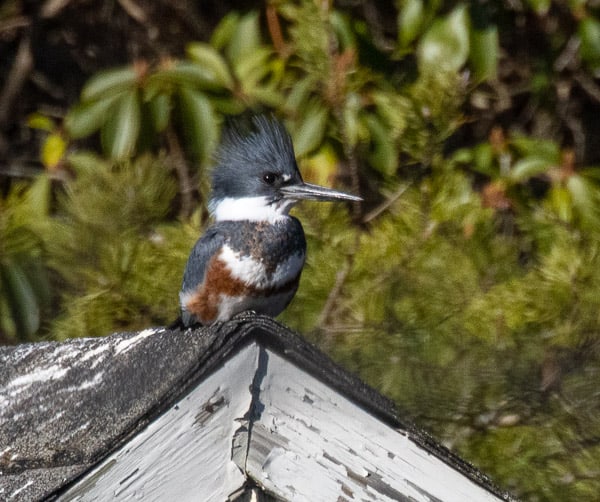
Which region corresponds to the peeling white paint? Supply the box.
[60,344,261,501]
[245,351,502,502]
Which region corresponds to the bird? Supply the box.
[178,115,361,327]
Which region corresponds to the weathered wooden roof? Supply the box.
[0,315,515,501]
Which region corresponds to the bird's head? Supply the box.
[208,115,361,223]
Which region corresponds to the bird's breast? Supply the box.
[182,218,307,325]
[221,218,306,287]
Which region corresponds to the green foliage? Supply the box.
[579,15,600,72]
[64,62,222,163]
[42,154,190,338]
[0,176,52,341]
[63,10,285,166]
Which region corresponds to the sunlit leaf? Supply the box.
[27,113,55,132]
[417,5,470,72]
[567,174,600,230]
[186,42,234,89]
[469,25,498,81]
[452,148,472,165]
[81,66,138,102]
[41,133,67,170]
[227,11,262,63]
[247,86,283,108]
[547,186,573,223]
[234,47,274,85]
[510,156,554,182]
[151,61,228,91]
[291,106,329,157]
[210,12,240,50]
[284,75,317,113]
[511,135,560,162]
[101,90,141,160]
[398,0,424,48]
[467,143,496,177]
[302,144,340,187]
[65,92,124,139]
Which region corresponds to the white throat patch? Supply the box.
[210,196,295,223]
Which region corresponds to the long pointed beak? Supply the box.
[280,182,362,203]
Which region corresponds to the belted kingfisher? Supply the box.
[179,115,361,327]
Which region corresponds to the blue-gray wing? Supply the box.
[180,225,227,300]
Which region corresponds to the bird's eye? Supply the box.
[263,172,277,185]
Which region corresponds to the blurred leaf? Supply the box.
[548,186,573,222]
[101,90,141,159]
[67,151,111,174]
[579,17,600,71]
[302,144,340,187]
[365,114,398,176]
[27,113,55,132]
[41,133,67,169]
[460,143,497,177]
[23,174,51,220]
[186,42,235,89]
[469,25,498,81]
[398,0,424,48]
[417,5,470,72]
[371,91,409,141]
[210,12,240,50]
[208,96,246,115]
[567,174,600,230]
[526,0,551,15]
[342,92,362,148]
[284,75,317,113]
[510,156,554,182]
[65,92,124,139]
[226,11,262,63]
[148,93,171,133]
[151,61,228,91]
[234,47,275,86]
[81,66,138,102]
[452,147,473,164]
[178,88,219,163]
[511,135,560,161]
[291,105,329,157]
[330,11,356,50]
[0,262,40,337]
[247,85,284,108]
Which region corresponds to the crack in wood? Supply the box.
[231,346,269,474]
